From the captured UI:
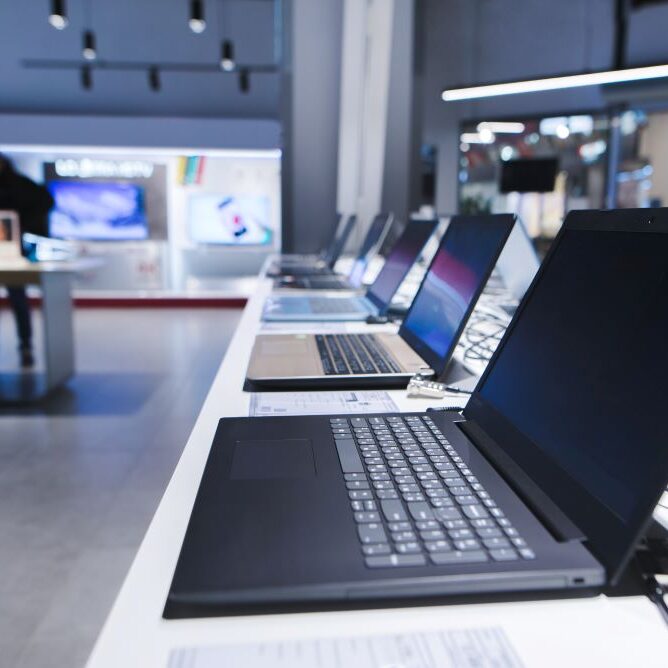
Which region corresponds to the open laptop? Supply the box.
[262,218,437,322]
[266,214,356,278]
[246,215,515,389]
[277,213,394,289]
[166,208,668,615]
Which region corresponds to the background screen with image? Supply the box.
[48,181,148,241]
[187,195,272,245]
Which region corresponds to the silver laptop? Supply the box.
[247,215,516,389]
[262,219,438,322]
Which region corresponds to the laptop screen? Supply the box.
[366,219,437,311]
[347,214,392,287]
[399,215,515,377]
[323,214,356,267]
[468,210,668,579]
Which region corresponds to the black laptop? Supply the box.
[167,208,668,616]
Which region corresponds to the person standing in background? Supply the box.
[0,154,54,367]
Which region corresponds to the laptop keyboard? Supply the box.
[330,414,536,568]
[308,298,363,314]
[315,334,401,375]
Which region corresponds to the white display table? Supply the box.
[86,278,668,667]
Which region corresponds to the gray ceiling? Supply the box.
[0,0,281,118]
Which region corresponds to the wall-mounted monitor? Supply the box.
[48,180,149,241]
[499,158,558,193]
[187,194,272,245]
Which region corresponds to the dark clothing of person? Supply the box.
[0,171,53,239]
[0,167,54,350]
[6,286,32,346]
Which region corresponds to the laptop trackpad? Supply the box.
[230,439,316,479]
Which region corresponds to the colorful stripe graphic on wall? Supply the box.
[177,156,206,185]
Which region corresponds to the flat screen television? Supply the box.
[48,180,149,241]
[187,194,272,245]
[499,158,558,193]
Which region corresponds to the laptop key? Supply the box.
[490,548,519,561]
[392,531,417,543]
[448,529,473,540]
[344,473,367,481]
[424,540,451,553]
[454,495,478,505]
[443,519,467,530]
[476,527,503,538]
[362,544,392,556]
[483,537,511,549]
[430,550,488,565]
[407,502,435,521]
[358,523,387,544]
[346,481,370,490]
[470,518,494,528]
[365,554,426,568]
[349,490,372,500]
[388,521,412,532]
[354,512,380,523]
[335,439,364,473]
[395,542,422,554]
[420,529,446,541]
[454,539,482,551]
[434,507,462,521]
[462,505,489,520]
[380,500,408,522]
[519,548,536,560]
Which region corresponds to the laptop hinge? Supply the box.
[457,420,586,544]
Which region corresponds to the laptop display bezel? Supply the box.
[464,208,668,584]
[398,214,516,378]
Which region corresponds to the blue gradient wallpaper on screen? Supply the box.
[367,221,435,307]
[403,219,508,362]
[48,181,148,241]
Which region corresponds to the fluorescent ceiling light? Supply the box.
[441,64,668,101]
[460,132,495,144]
[477,121,525,134]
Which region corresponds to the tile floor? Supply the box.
[0,305,241,667]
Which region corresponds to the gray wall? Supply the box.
[280,0,343,253]
[0,113,280,150]
[419,0,668,214]
[381,0,420,229]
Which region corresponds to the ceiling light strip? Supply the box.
[441,64,668,101]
